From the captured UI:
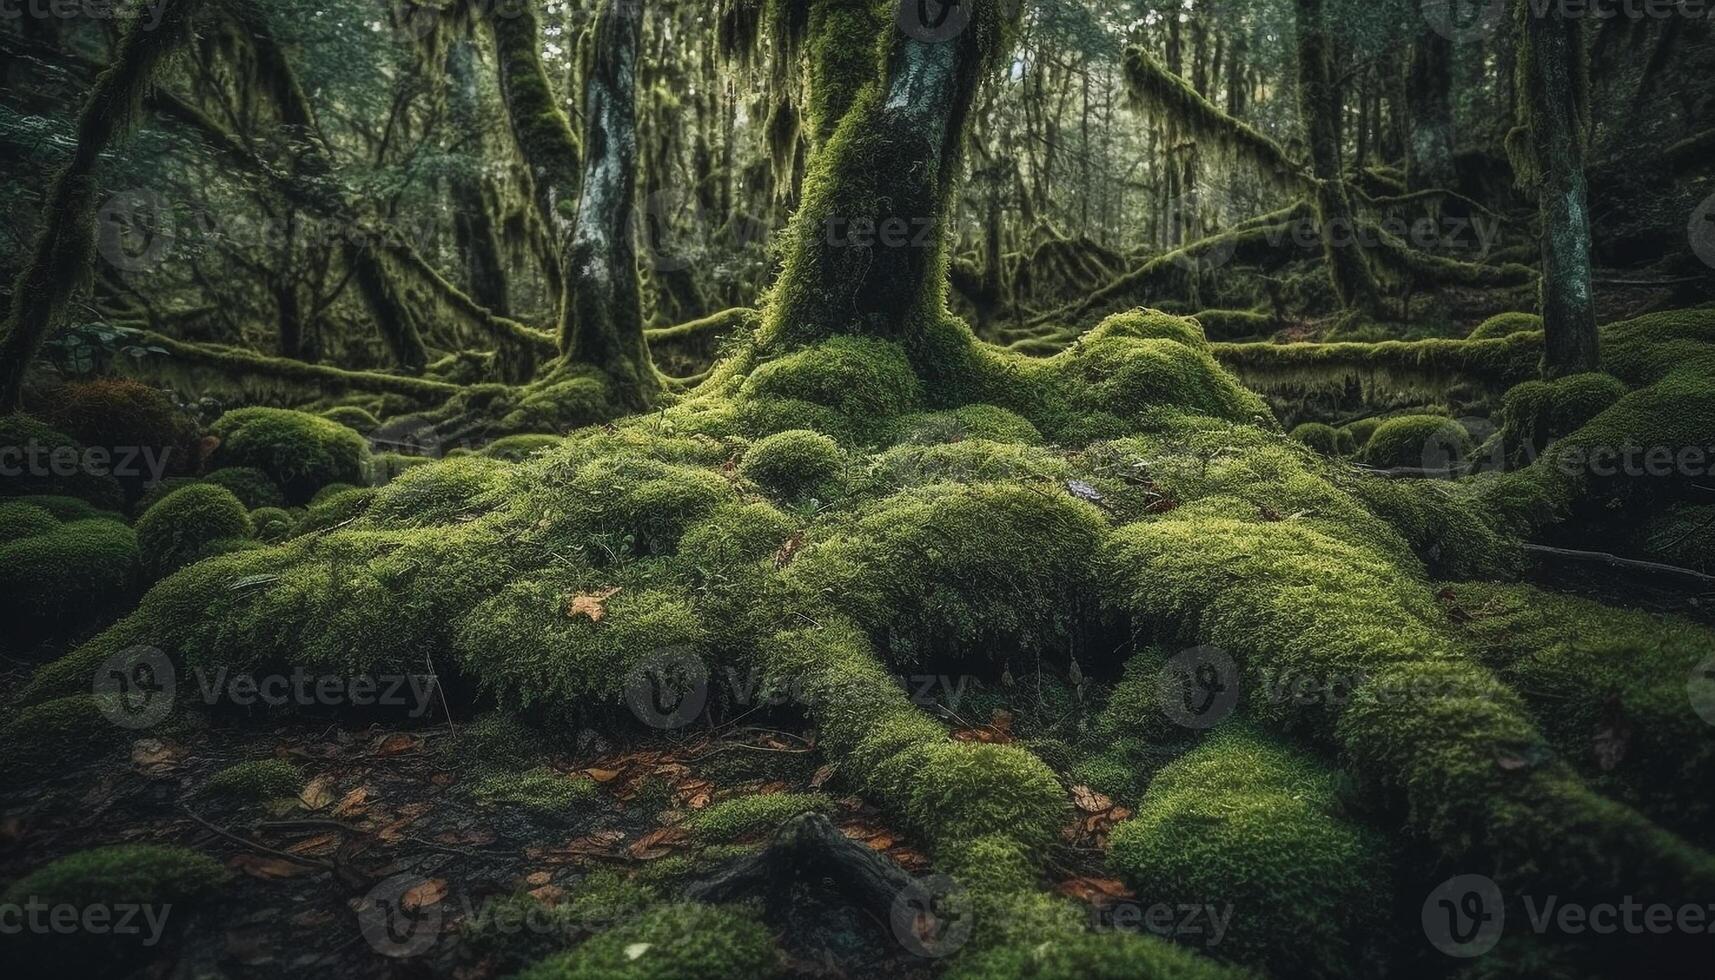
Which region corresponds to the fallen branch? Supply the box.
[1520,543,1715,586]
[124,330,462,400]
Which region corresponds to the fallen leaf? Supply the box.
[372,733,422,756]
[526,871,553,887]
[626,826,687,860]
[1056,876,1135,906]
[401,878,447,912]
[286,833,341,857]
[583,767,624,783]
[130,738,182,774]
[809,764,835,789]
[332,786,373,818]
[773,531,805,569]
[1071,784,1114,813]
[299,776,336,810]
[229,854,315,880]
[529,884,565,905]
[566,586,623,622]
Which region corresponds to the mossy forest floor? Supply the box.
[7,305,1715,978]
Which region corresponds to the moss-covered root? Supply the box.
[1108,726,1391,978]
[1442,582,1715,845]
[1098,494,1715,907]
[511,902,777,979]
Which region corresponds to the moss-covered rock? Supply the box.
[208,407,369,504]
[1290,421,1347,456]
[512,902,777,979]
[737,336,925,444]
[0,414,126,510]
[319,404,381,433]
[0,517,139,656]
[135,483,253,581]
[201,759,300,801]
[1494,372,1628,467]
[0,694,121,778]
[200,466,287,509]
[249,506,294,542]
[1107,726,1389,977]
[739,429,843,502]
[1358,413,1473,469]
[0,499,59,538]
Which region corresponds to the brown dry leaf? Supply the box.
[285,833,342,857]
[808,764,836,789]
[1071,785,1114,814]
[528,884,565,905]
[372,733,422,757]
[887,847,931,872]
[333,786,373,818]
[626,826,687,860]
[1056,876,1135,906]
[401,878,448,912]
[583,767,624,783]
[129,738,183,774]
[230,853,315,880]
[566,586,623,622]
[525,871,553,887]
[299,776,336,810]
[430,771,455,787]
[773,531,805,569]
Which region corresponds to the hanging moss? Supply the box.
[1212,333,1542,396]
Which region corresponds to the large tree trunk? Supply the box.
[1406,29,1458,194]
[1295,0,1381,313]
[763,0,1009,349]
[1515,1,1599,377]
[558,0,655,406]
[0,0,204,411]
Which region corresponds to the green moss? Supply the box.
[737,336,924,444]
[1342,417,1382,446]
[367,451,433,483]
[949,932,1250,980]
[14,493,117,521]
[1290,421,1346,456]
[0,500,59,538]
[0,694,120,778]
[0,518,139,656]
[201,759,300,801]
[676,500,796,573]
[1358,414,1473,469]
[739,429,843,501]
[310,482,359,503]
[470,766,599,819]
[291,486,375,536]
[483,433,564,460]
[249,506,294,542]
[452,711,544,768]
[1443,582,1715,844]
[135,484,253,580]
[0,414,125,509]
[898,740,1066,847]
[513,902,776,980]
[319,404,380,433]
[208,407,369,504]
[784,482,1106,662]
[895,404,1044,446]
[1344,476,1521,580]
[3,842,228,906]
[1469,311,1543,340]
[200,466,287,509]
[1494,372,1628,467]
[132,476,199,514]
[361,455,508,528]
[1212,332,1542,396]
[689,793,831,842]
[533,453,733,556]
[1107,726,1389,977]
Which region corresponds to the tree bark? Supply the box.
[1516,2,1599,377]
[559,0,656,406]
[1406,29,1458,194]
[1296,0,1381,313]
[0,0,204,411]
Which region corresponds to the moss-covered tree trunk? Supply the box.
[447,39,511,320]
[1295,0,1381,314]
[764,1,1009,349]
[558,0,656,406]
[1405,28,1458,195]
[488,1,581,299]
[0,0,203,412]
[1515,2,1599,377]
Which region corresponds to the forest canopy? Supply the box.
[2,0,1714,978]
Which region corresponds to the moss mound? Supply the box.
[0,693,120,777]
[1494,372,1628,467]
[0,413,126,509]
[201,759,301,801]
[1358,413,1473,469]
[1108,726,1389,977]
[689,793,832,843]
[0,499,60,538]
[135,483,254,581]
[739,428,843,502]
[469,766,600,820]
[208,407,369,504]
[1290,421,1350,456]
[200,466,287,509]
[1469,311,1543,340]
[249,506,294,542]
[513,902,777,980]
[0,517,139,656]
[319,404,381,433]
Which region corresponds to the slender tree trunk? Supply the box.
[0,0,204,411]
[448,39,511,319]
[1296,0,1381,313]
[559,0,655,405]
[1406,28,1459,194]
[1516,1,1598,376]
